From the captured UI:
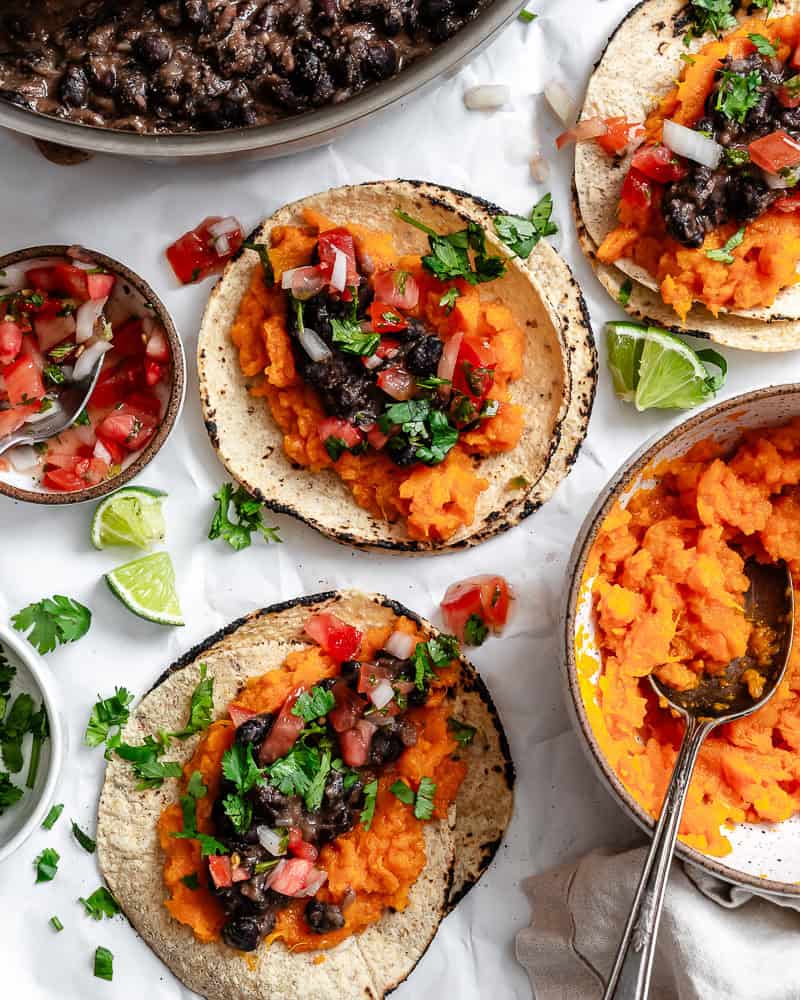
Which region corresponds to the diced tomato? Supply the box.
[208,855,233,889]
[124,390,162,418]
[145,325,170,362]
[231,865,250,883]
[110,318,146,357]
[339,719,377,768]
[596,117,646,156]
[43,468,86,492]
[777,84,800,109]
[144,359,165,387]
[328,680,365,733]
[620,167,653,210]
[749,130,800,175]
[90,358,143,408]
[317,229,360,293]
[773,191,800,212]
[26,264,89,301]
[84,457,110,484]
[0,407,28,438]
[373,269,420,311]
[229,704,258,728]
[258,686,307,765]
[369,302,408,334]
[377,365,415,401]
[0,321,23,365]
[33,314,76,353]
[630,144,687,183]
[366,425,389,450]
[86,272,116,300]
[288,827,319,862]
[267,859,327,898]
[375,337,401,359]
[3,356,45,406]
[95,433,124,466]
[96,409,156,452]
[317,417,363,452]
[166,215,244,285]
[305,612,363,662]
[453,339,495,404]
[357,662,394,696]
[19,334,45,372]
[441,574,516,642]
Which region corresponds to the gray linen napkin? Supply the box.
[515,847,800,1000]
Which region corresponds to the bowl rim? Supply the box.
[0,623,65,864]
[562,382,800,898]
[0,0,524,160]
[0,245,186,506]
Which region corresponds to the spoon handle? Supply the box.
[603,714,716,1000]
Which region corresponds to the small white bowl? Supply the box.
[0,624,64,863]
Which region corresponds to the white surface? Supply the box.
[0,1,799,997]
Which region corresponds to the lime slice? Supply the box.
[634,328,717,411]
[91,487,167,550]
[606,322,648,402]
[105,551,184,626]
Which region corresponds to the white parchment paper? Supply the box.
[1,1,799,996]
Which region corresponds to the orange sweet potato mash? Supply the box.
[581,421,800,857]
[158,617,466,952]
[229,209,525,542]
[597,15,800,321]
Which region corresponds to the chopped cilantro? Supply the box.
[507,475,530,491]
[395,211,506,284]
[414,777,436,820]
[94,946,114,982]
[493,193,558,258]
[42,803,64,829]
[723,147,750,167]
[209,483,282,552]
[44,364,65,386]
[171,769,228,855]
[464,614,489,647]
[173,664,214,739]
[11,594,92,654]
[181,873,200,890]
[0,771,22,814]
[71,820,96,854]
[1,692,34,773]
[448,717,478,746]
[80,887,119,920]
[115,734,181,790]
[331,316,379,356]
[618,278,633,307]
[379,398,459,467]
[685,0,738,39]
[73,408,91,427]
[411,634,460,690]
[25,705,48,789]
[221,742,266,834]
[706,226,746,264]
[390,780,415,804]
[518,8,537,21]
[49,915,64,932]
[84,688,134,749]
[715,68,761,124]
[304,749,332,813]
[34,847,60,883]
[243,240,275,285]
[360,779,379,830]
[439,287,461,312]
[749,32,776,56]
[292,686,336,722]
[324,436,348,462]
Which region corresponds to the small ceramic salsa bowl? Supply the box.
[563,384,800,899]
[0,245,184,505]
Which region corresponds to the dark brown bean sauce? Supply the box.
[0,0,490,133]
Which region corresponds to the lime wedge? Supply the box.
[606,322,648,402]
[105,551,184,626]
[91,487,167,550]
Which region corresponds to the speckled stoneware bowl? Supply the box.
[0,245,185,506]
[563,384,800,898]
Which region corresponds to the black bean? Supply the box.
[306,900,345,933]
[429,15,463,43]
[420,0,455,24]
[116,70,149,114]
[405,336,443,376]
[364,40,398,81]
[222,913,272,952]
[340,660,361,688]
[235,712,275,751]
[370,728,404,766]
[59,65,88,108]
[135,33,173,68]
[183,0,209,27]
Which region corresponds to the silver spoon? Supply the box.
[0,355,105,458]
[603,557,794,1000]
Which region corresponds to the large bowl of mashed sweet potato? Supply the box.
[563,384,800,896]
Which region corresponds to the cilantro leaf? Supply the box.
[464,614,489,647]
[80,886,119,920]
[448,717,477,746]
[222,742,265,795]
[11,595,92,654]
[0,771,22,814]
[130,756,183,790]
[71,820,96,854]
[222,793,253,835]
[685,0,738,38]
[196,833,228,856]
[94,946,114,981]
[715,69,762,124]
[414,777,436,820]
[35,847,60,883]
[172,664,214,739]
[706,226,746,264]
[494,193,558,258]
[304,749,331,813]
[292,686,336,723]
[1,692,34,773]
[84,688,134,749]
[390,780,415,805]
[395,211,506,284]
[42,803,64,829]
[171,769,226,853]
[243,240,275,285]
[360,779,379,830]
[209,483,282,552]
[331,316,379,356]
[618,278,633,307]
[414,409,458,465]
[439,287,460,312]
[379,399,459,467]
[749,32,777,56]
[519,8,537,22]
[268,745,316,798]
[25,704,49,789]
[411,634,459,690]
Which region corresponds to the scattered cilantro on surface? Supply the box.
[411,635,460,690]
[414,777,437,820]
[80,887,119,920]
[42,803,64,830]
[494,193,558,258]
[715,68,761,124]
[25,705,49,789]
[448,717,478,746]
[439,287,460,312]
[71,820,96,854]
[618,278,633,307]
[34,847,60,883]
[11,595,91,654]
[170,769,226,856]
[518,8,537,22]
[94,946,114,981]
[209,483,282,552]
[84,688,134,750]
[749,32,776,55]
[395,211,506,284]
[221,742,267,834]
[389,780,415,805]
[173,664,214,739]
[1,692,34,773]
[331,315,379,356]
[378,399,460,468]
[49,916,64,932]
[243,240,275,284]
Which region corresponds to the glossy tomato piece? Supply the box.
[208,855,233,889]
[43,467,86,492]
[33,313,76,353]
[305,612,363,662]
[366,425,388,450]
[95,433,125,466]
[228,704,258,728]
[317,229,359,291]
[377,365,415,401]
[3,356,45,406]
[90,358,143,408]
[144,359,165,387]
[0,407,29,438]
[26,264,89,301]
[453,339,496,404]
[267,859,325,898]
[328,680,365,733]
[110,318,146,357]
[357,663,394,696]
[96,408,156,452]
[441,574,515,641]
[596,117,645,156]
[620,167,653,210]
[86,272,116,300]
[631,144,687,183]
[317,417,363,451]
[288,827,319,862]
[369,301,407,334]
[440,582,484,640]
[124,391,162,418]
[258,687,306,765]
[375,337,401,359]
[0,321,23,365]
[749,130,800,174]
[166,216,243,285]
[339,719,377,768]
[373,269,420,311]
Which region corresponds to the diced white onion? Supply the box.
[464,84,510,111]
[282,266,325,300]
[93,439,112,463]
[384,630,415,660]
[765,168,799,189]
[72,340,112,381]
[530,154,551,183]
[213,234,231,257]
[70,259,96,271]
[282,267,301,289]
[208,216,242,239]
[298,327,332,363]
[544,81,577,126]
[298,869,328,897]
[73,421,96,447]
[8,445,38,471]
[438,331,463,385]
[369,678,395,710]
[25,399,61,424]
[257,826,287,856]
[330,248,348,292]
[663,119,722,169]
[363,354,382,371]
[75,297,107,343]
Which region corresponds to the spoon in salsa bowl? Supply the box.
[603,556,794,1000]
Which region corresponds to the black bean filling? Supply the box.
[0,0,490,133]
[662,54,800,248]
[209,653,427,951]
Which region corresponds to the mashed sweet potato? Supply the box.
[581,421,800,856]
[230,211,525,541]
[158,617,466,951]
[597,15,800,321]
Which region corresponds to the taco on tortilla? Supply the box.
[570,0,800,350]
[198,180,595,551]
[96,591,514,1000]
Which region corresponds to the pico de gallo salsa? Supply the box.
[441,575,515,647]
[0,255,172,492]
